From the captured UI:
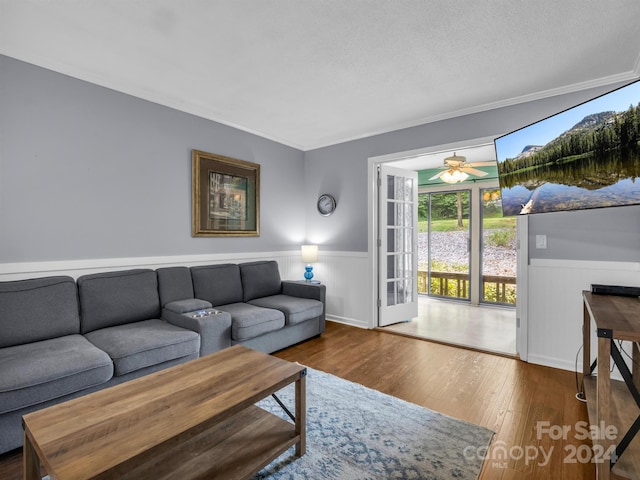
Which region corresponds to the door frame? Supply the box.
[367,136,528,359]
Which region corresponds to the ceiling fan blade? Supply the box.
[460,167,489,177]
[429,170,447,180]
[466,161,496,167]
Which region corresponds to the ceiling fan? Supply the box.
[429,153,495,184]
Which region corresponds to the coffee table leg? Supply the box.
[23,431,40,480]
[295,373,306,457]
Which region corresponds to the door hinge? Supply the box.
[377,238,381,247]
[377,298,382,308]
[516,317,520,328]
[516,239,520,249]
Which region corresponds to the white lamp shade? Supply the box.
[440,170,469,184]
[301,245,318,263]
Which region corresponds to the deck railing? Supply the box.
[417,270,516,304]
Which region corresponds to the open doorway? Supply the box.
[386,297,516,355]
[375,142,518,356]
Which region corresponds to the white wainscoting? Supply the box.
[0,251,372,328]
[0,252,300,281]
[5,254,637,366]
[313,251,371,328]
[527,259,640,374]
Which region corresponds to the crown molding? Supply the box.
[304,70,640,151]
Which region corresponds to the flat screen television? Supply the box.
[494,79,640,216]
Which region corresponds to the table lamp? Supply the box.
[301,245,318,282]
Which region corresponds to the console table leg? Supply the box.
[295,374,306,457]
[633,342,640,393]
[23,431,40,480]
[583,303,591,378]
[596,337,611,480]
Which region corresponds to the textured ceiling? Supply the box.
[1,1,640,151]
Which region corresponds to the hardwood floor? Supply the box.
[0,321,595,479]
[274,322,595,480]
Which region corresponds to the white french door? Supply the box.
[378,164,418,327]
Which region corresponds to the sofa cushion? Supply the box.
[78,269,161,334]
[0,335,113,414]
[84,319,200,376]
[239,261,282,302]
[191,264,243,306]
[216,303,285,341]
[0,276,79,348]
[248,295,324,326]
[157,266,194,307]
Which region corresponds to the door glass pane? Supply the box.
[396,254,406,278]
[404,177,413,201]
[387,255,395,279]
[395,176,404,200]
[387,281,395,305]
[383,172,415,309]
[481,188,517,304]
[405,278,413,303]
[387,202,395,226]
[426,191,470,300]
[387,175,395,199]
[387,228,395,252]
[396,203,403,226]
[404,229,412,252]
[401,205,412,231]
[394,229,401,252]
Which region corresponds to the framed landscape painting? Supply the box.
[192,150,260,236]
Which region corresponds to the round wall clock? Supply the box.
[317,194,337,216]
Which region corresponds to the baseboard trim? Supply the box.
[526,354,577,373]
[326,315,369,329]
[525,353,626,382]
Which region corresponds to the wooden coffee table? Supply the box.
[22,345,306,480]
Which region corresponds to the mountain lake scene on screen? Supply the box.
[496,84,640,216]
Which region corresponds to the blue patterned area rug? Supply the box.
[253,367,494,479]
[41,368,492,480]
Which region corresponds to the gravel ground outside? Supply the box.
[418,230,516,277]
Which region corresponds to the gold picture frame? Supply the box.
[192,150,260,237]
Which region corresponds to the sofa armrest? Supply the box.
[282,281,326,303]
[162,307,232,356]
[164,299,212,314]
[282,281,326,333]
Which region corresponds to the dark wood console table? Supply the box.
[582,291,640,480]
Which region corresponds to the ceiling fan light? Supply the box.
[440,170,469,184]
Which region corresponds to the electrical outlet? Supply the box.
[535,234,547,249]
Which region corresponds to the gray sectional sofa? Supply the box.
[0,260,325,454]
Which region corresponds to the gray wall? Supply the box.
[0,56,306,263]
[305,82,640,261]
[527,205,640,262]
[2,54,638,265]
